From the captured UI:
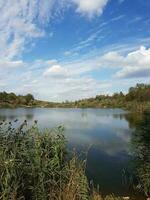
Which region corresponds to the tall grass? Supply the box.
[130,111,150,197]
[0,121,126,200]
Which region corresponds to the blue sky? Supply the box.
[0,0,150,101]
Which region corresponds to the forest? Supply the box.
[0,83,150,112]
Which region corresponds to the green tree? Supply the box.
[25,94,34,105]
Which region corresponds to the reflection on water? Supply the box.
[0,108,146,198]
[0,108,35,121]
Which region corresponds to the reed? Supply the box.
[0,121,125,200]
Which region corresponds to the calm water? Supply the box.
[0,108,146,199]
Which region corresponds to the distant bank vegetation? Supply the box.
[0,83,150,112]
[71,83,150,112]
[0,93,49,108]
[0,93,35,107]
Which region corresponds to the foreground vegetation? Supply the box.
[0,121,129,200]
[130,111,150,197]
[0,84,150,112]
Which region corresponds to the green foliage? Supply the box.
[63,83,150,111]
[0,92,35,107]
[126,84,150,102]
[25,94,34,104]
[0,122,94,200]
[0,122,68,200]
[130,111,150,196]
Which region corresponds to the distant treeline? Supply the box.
[58,83,150,112]
[0,83,150,111]
[79,83,150,103]
[0,92,35,107]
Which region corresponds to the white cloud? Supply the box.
[44,46,150,80]
[69,45,150,79]
[0,56,111,101]
[73,0,109,17]
[43,64,68,78]
[0,0,65,60]
[114,46,150,78]
[118,0,125,3]
[0,82,7,87]
[0,0,110,61]
[20,76,110,102]
[0,60,25,69]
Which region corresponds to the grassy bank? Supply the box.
[0,121,129,200]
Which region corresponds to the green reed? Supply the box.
[0,120,126,200]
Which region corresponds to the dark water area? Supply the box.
[0,108,149,199]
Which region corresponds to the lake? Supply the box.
[0,108,146,199]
